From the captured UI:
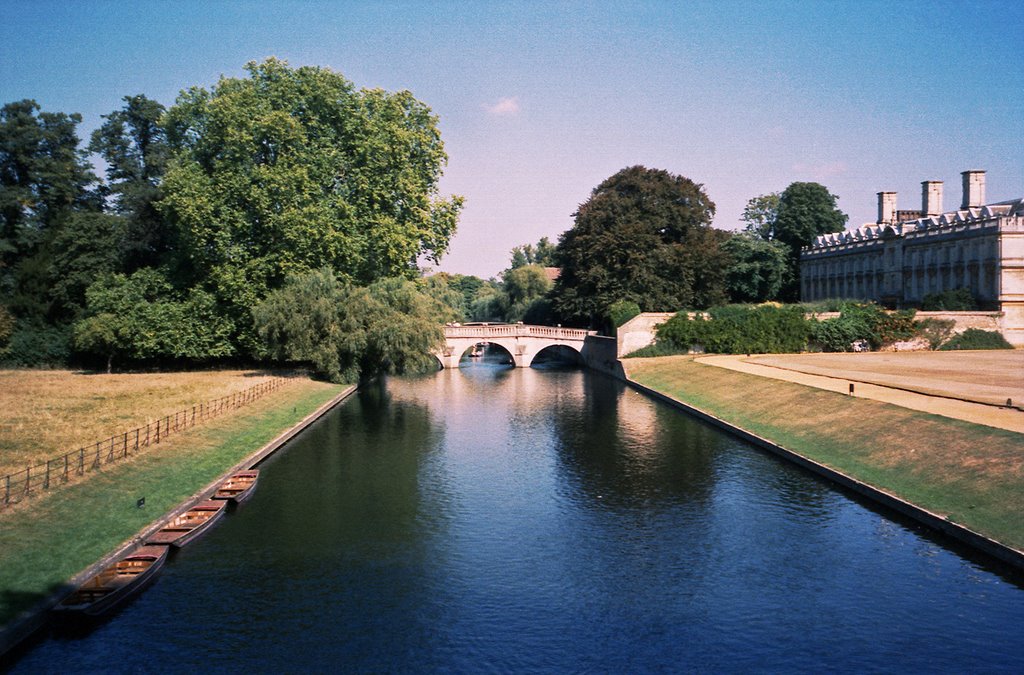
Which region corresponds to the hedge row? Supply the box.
[631,302,1012,356]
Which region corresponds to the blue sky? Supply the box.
[3,0,1022,278]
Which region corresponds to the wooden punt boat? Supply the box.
[213,470,259,503]
[54,545,169,617]
[145,499,227,547]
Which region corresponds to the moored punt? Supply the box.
[213,470,259,503]
[145,499,227,547]
[54,545,169,617]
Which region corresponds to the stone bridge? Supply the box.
[435,324,597,368]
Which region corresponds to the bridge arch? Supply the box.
[531,343,583,366]
[434,324,595,369]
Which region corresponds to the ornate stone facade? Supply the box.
[800,171,1024,345]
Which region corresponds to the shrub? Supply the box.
[921,288,978,311]
[624,342,690,358]
[809,302,917,352]
[655,304,809,354]
[917,318,956,350]
[938,329,1013,351]
[873,308,918,346]
[2,321,71,367]
[608,300,641,328]
[799,298,848,313]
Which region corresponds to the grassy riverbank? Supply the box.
[0,377,346,628]
[0,369,286,474]
[625,355,1024,552]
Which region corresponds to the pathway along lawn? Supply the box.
[0,378,345,628]
[625,355,1024,553]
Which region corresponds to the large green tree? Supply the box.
[551,165,728,327]
[254,269,454,383]
[0,99,105,365]
[741,192,780,241]
[89,94,171,271]
[47,211,125,318]
[509,236,557,269]
[772,182,847,300]
[73,268,234,372]
[1,100,97,259]
[160,59,463,351]
[722,232,789,303]
[502,263,553,322]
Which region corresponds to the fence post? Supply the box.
[63,453,69,482]
[4,474,9,505]
[79,448,84,475]
[43,461,49,490]
[25,465,30,495]
[93,442,101,469]
[192,405,196,426]
[135,428,140,452]
[123,432,128,457]
[156,420,160,443]
[108,436,115,462]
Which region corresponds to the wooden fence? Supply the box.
[2,377,289,508]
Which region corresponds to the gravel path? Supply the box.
[697,352,1024,434]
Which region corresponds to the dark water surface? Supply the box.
[12,363,1024,672]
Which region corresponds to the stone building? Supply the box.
[799,170,1024,345]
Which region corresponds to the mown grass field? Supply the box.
[0,370,290,475]
[0,373,346,628]
[625,355,1024,552]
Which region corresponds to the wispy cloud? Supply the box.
[483,96,520,116]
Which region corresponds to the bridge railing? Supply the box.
[443,324,595,340]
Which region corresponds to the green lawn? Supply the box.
[626,355,1024,551]
[0,380,346,628]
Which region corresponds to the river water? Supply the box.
[12,361,1024,672]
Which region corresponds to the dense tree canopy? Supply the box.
[773,182,847,253]
[502,264,553,322]
[1,100,98,317]
[741,192,780,241]
[722,233,789,303]
[509,236,557,269]
[772,182,847,300]
[89,94,171,271]
[551,166,728,327]
[3,59,465,370]
[73,268,234,372]
[1,100,97,259]
[160,58,463,333]
[254,269,454,383]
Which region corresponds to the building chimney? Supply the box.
[922,181,943,216]
[961,170,986,209]
[877,192,897,224]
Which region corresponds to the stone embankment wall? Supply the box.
[616,313,675,356]
[916,311,1002,333]
[581,335,625,379]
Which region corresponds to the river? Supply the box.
[12,360,1024,672]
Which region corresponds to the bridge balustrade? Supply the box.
[437,324,597,369]
[443,325,593,341]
